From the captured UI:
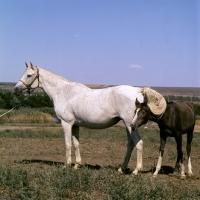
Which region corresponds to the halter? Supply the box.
[151,111,164,122]
[20,67,40,94]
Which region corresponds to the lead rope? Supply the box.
[0,95,29,118]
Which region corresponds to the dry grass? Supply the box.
[0,125,199,199]
[0,108,53,123]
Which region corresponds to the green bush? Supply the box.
[0,90,53,109]
[194,104,200,116]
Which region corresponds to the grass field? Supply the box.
[0,122,200,199]
[0,82,200,199]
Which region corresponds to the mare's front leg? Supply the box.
[118,128,134,173]
[153,133,167,177]
[174,134,185,178]
[120,125,143,175]
[61,120,73,167]
[131,129,143,175]
[72,126,81,169]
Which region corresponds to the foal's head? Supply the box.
[132,98,150,130]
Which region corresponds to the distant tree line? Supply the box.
[0,90,200,116]
[163,95,200,116]
[164,95,200,102]
[0,90,53,109]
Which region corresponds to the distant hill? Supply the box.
[0,82,16,91]
[0,82,200,97]
[148,86,200,97]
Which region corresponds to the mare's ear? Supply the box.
[135,98,141,107]
[25,62,28,68]
[30,62,35,70]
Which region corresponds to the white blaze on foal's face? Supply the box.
[132,102,149,130]
[132,108,140,125]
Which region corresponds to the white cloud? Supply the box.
[74,34,80,38]
[129,64,143,69]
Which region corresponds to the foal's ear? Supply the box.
[144,95,148,104]
[25,62,28,68]
[135,98,141,107]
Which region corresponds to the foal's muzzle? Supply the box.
[131,123,138,131]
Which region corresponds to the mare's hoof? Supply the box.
[118,167,123,174]
[62,165,67,170]
[132,169,139,176]
[180,175,186,179]
[152,174,157,178]
[187,172,193,177]
[74,163,81,169]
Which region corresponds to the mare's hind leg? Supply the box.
[153,133,167,177]
[174,134,185,177]
[72,126,81,169]
[186,131,193,176]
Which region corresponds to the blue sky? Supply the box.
[1,0,200,87]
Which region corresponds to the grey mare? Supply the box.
[14,62,145,174]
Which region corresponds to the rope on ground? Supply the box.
[0,95,29,118]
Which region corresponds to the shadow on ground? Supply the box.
[15,159,176,176]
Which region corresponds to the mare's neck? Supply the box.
[38,67,70,100]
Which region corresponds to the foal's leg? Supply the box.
[61,120,72,167]
[153,133,167,177]
[72,126,81,169]
[186,131,193,176]
[174,134,185,177]
[118,128,134,173]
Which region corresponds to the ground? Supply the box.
[0,122,199,184]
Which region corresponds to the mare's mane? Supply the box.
[142,87,167,116]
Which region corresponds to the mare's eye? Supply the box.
[27,75,32,78]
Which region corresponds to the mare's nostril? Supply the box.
[14,87,20,95]
[14,87,17,92]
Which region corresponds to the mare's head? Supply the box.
[132,98,150,130]
[14,62,39,95]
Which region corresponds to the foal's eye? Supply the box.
[27,75,32,78]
